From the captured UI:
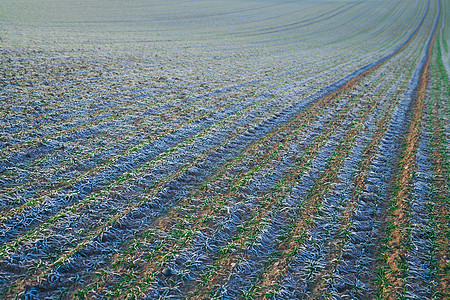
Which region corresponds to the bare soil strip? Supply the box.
[377,1,441,298]
[427,29,450,298]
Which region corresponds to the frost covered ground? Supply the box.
[0,0,448,299]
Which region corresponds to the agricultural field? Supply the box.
[0,0,449,299]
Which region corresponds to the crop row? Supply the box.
[1,0,447,298]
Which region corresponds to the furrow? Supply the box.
[0,50,374,203]
[184,59,406,299]
[378,3,439,298]
[0,52,379,247]
[0,62,364,297]
[72,80,356,299]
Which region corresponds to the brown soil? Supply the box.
[309,88,404,298]
[188,91,362,299]
[252,14,430,297]
[71,83,342,298]
[429,62,450,297]
[381,11,437,299]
